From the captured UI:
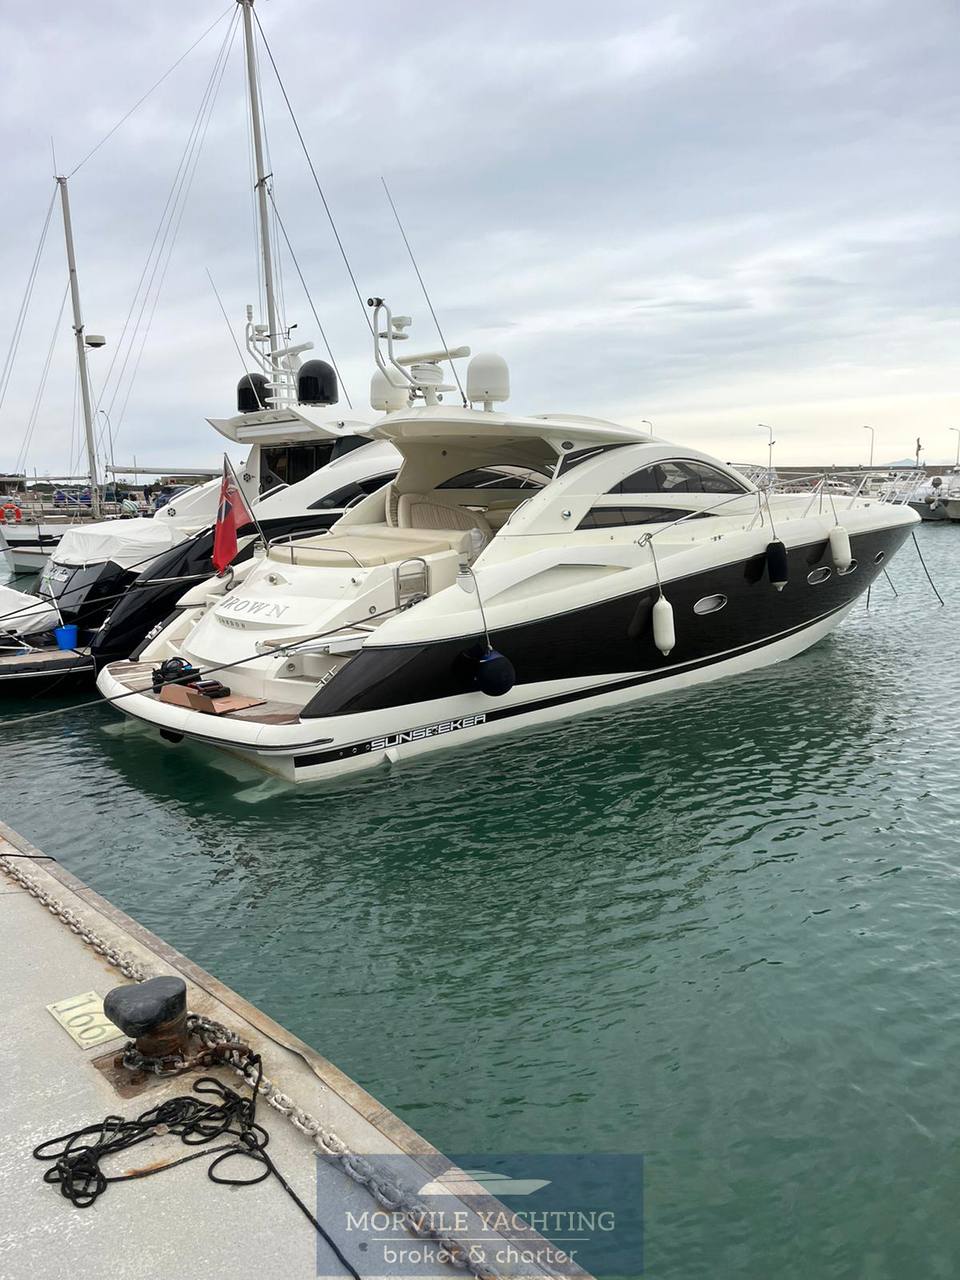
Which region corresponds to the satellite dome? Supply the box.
[237,372,268,414]
[370,369,409,413]
[466,353,509,410]
[297,359,338,406]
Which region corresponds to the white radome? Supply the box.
[466,353,510,409]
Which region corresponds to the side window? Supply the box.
[437,468,545,490]
[555,443,630,477]
[682,462,748,494]
[261,442,336,492]
[610,467,664,494]
[610,461,746,496]
[309,473,394,510]
[577,506,700,529]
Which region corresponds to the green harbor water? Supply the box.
[2,523,958,1279]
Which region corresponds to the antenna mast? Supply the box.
[56,175,102,518]
[239,0,279,371]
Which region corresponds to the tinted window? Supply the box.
[611,460,747,496]
[309,473,395,510]
[555,443,630,477]
[261,442,336,492]
[577,506,704,529]
[437,468,544,490]
[329,435,369,462]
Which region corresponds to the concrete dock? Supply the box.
[0,822,589,1280]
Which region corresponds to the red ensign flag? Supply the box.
[212,457,254,573]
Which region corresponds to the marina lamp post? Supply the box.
[862,425,875,467]
[642,419,653,436]
[951,428,960,468]
[757,423,775,476]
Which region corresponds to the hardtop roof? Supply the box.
[371,405,653,450]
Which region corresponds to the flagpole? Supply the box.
[225,453,268,546]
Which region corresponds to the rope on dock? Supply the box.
[33,1055,364,1280]
[0,851,508,1279]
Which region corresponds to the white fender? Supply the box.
[829,525,852,571]
[653,596,675,656]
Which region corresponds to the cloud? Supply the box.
[0,0,957,475]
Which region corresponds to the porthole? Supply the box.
[838,559,858,576]
[807,566,832,585]
[874,551,885,564]
[694,593,727,615]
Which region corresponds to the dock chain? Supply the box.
[0,854,149,981]
[189,1011,506,1279]
[0,853,507,1280]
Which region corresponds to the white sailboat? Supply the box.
[0,176,108,574]
[0,0,399,687]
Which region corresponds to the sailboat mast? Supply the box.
[239,0,279,371]
[56,175,102,519]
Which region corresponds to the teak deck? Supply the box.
[109,659,302,725]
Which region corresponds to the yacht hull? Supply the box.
[0,648,94,690]
[98,521,909,783]
[907,499,950,522]
[293,599,856,782]
[1,522,64,573]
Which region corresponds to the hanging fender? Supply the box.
[766,539,789,591]
[476,649,515,697]
[829,525,852,571]
[652,596,675,656]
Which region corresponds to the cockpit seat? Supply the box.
[384,481,402,528]
[268,526,469,568]
[397,493,492,549]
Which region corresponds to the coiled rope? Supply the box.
[33,1062,362,1279]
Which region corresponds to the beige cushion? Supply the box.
[268,528,465,568]
[398,493,492,541]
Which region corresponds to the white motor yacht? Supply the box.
[37,370,395,642]
[906,471,960,522]
[97,303,919,781]
[0,399,398,689]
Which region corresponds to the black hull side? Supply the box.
[303,524,909,719]
[908,501,950,522]
[40,560,137,633]
[0,650,94,693]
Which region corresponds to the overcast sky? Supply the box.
[0,0,957,476]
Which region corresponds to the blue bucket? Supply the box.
[54,624,78,651]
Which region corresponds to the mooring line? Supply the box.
[912,531,946,607]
